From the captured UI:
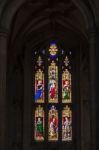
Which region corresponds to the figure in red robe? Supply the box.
[49,79,56,99]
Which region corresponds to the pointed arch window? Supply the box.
[32,43,72,142]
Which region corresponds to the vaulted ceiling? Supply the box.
[9,0,89,55]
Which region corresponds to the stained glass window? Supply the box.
[48,44,58,103]
[62,69,71,103]
[62,105,72,141]
[48,61,58,103]
[34,105,45,141]
[35,55,44,103]
[48,106,58,141]
[35,68,44,103]
[32,43,73,142]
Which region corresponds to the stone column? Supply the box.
[23,46,32,150]
[95,27,99,150]
[88,29,96,150]
[80,43,91,150]
[0,29,9,150]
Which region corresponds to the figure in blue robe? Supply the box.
[35,85,42,101]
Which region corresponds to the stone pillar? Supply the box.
[0,29,9,150]
[88,29,96,150]
[23,46,32,150]
[80,44,91,150]
[95,27,99,150]
[80,28,97,150]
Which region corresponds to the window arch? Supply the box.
[32,43,72,142]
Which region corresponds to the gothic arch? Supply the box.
[0,1,96,150]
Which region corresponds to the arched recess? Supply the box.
[0,1,96,150]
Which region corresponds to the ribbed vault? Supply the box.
[9,0,88,54]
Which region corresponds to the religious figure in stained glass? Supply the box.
[62,105,72,141]
[62,69,71,103]
[48,106,58,141]
[48,61,58,103]
[34,105,44,141]
[35,69,44,103]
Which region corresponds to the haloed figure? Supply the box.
[49,116,58,138]
[36,117,44,140]
[63,80,70,100]
[35,80,43,101]
[63,116,72,139]
[49,79,56,99]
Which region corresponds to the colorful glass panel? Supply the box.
[34,105,44,141]
[62,69,71,103]
[48,61,58,103]
[33,44,73,143]
[35,69,44,103]
[37,56,43,67]
[48,106,58,141]
[64,56,69,67]
[49,43,58,59]
[62,105,72,141]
